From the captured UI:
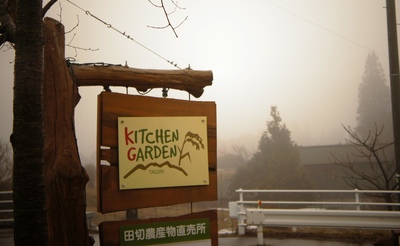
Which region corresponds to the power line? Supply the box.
[265,0,387,57]
[66,0,183,69]
[65,0,201,99]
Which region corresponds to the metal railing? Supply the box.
[231,189,400,239]
[0,191,96,230]
[0,191,13,228]
[236,188,400,210]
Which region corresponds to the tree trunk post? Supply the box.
[43,17,90,246]
[12,0,48,245]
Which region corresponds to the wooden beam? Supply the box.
[69,64,213,98]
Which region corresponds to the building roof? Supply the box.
[299,144,394,165]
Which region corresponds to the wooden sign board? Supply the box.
[118,116,209,190]
[97,92,217,213]
[99,210,218,246]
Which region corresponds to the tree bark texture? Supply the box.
[43,17,90,246]
[12,0,48,245]
[70,64,213,98]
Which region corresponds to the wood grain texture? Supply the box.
[43,18,90,246]
[71,65,213,98]
[97,92,217,213]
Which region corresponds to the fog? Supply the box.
[0,0,396,163]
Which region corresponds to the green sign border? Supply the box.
[120,218,210,245]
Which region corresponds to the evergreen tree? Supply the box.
[229,106,312,202]
[356,51,392,143]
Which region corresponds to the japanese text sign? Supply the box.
[119,218,211,246]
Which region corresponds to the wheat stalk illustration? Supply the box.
[177,131,205,166]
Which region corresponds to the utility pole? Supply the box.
[386,0,400,199]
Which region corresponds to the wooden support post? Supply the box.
[257,225,264,245]
[386,0,400,203]
[43,17,91,246]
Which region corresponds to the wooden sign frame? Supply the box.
[96,92,217,213]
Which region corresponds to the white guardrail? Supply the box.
[0,191,13,228]
[229,189,400,245]
[0,191,97,230]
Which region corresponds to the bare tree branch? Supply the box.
[65,15,79,35]
[42,0,58,16]
[330,124,396,208]
[56,0,63,22]
[147,0,188,38]
[67,43,99,57]
[0,0,16,45]
[148,0,162,8]
[63,15,99,56]
[173,15,188,30]
[171,0,186,10]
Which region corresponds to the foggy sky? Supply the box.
[0,0,396,163]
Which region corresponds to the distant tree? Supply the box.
[218,145,250,170]
[0,139,12,190]
[355,51,392,143]
[232,145,251,164]
[84,164,96,189]
[229,106,313,202]
[331,125,397,210]
[218,153,242,170]
[217,146,250,204]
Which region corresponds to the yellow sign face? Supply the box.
[118,116,209,190]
